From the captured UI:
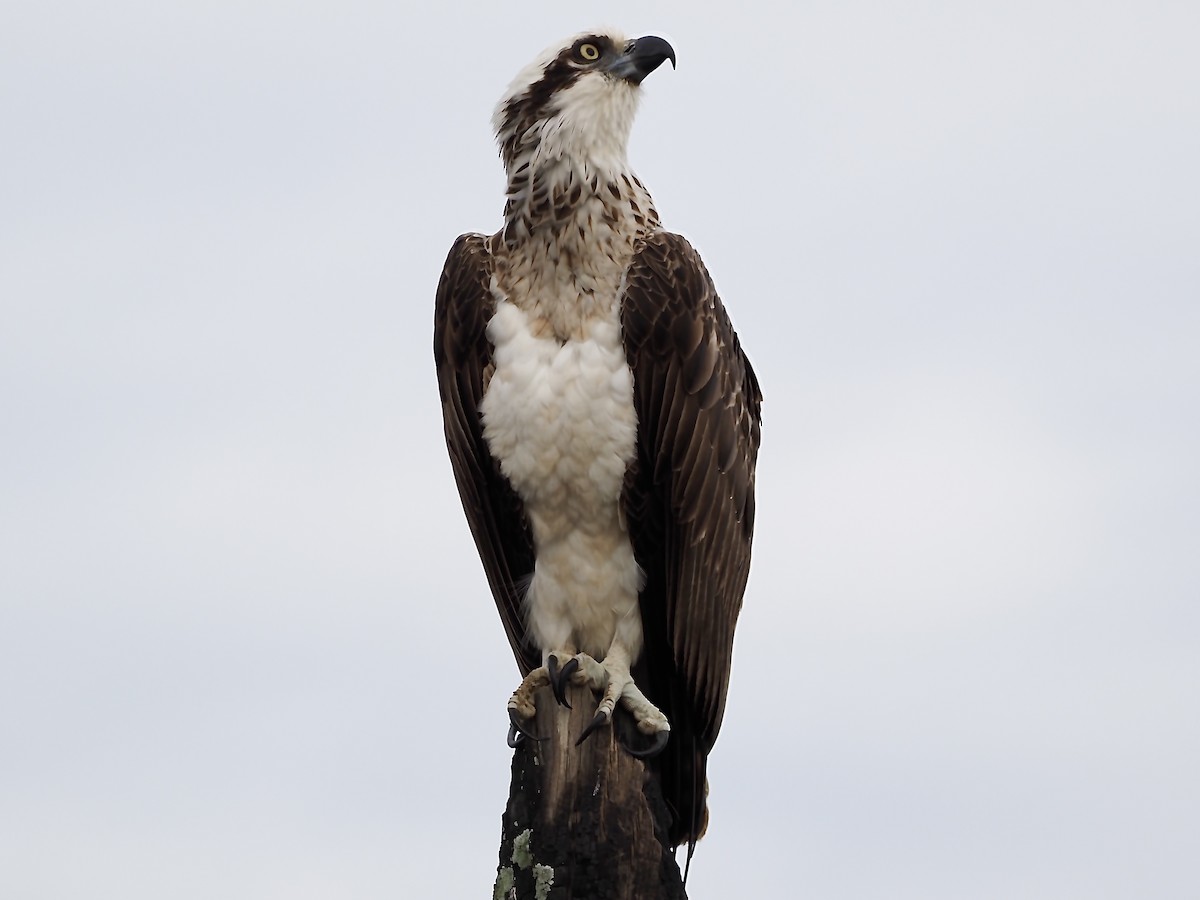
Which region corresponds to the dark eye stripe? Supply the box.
[495,36,615,166]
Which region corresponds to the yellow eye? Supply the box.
[578,43,600,62]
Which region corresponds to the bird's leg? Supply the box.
[505,645,578,746]
[572,646,670,757]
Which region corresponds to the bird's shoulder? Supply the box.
[436,232,495,304]
[622,230,759,405]
[434,232,499,379]
[621,228,722,326]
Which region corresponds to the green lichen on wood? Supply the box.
[503,826,555,900]
[511,828,533,869]
[493,866,514,900]
[532,863,554,900]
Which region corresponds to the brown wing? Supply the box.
[434,232,540,676]
[621,230,762,847]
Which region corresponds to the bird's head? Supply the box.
[493,31,676,175]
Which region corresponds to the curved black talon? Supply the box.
[546,656,564,707]
[508,707,540,744]
[574,708,611,746]
[622,729,670,759]
[548,656,580,708]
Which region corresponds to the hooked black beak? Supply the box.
[606,35,676,85]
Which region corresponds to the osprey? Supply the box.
[434,30,762,850]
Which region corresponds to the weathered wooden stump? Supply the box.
[494,682,687,900]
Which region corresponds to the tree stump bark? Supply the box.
[494,682,687,900]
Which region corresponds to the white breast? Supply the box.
[482,300,636,515]
[479,299,642,659]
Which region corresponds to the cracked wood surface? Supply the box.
[495,683,687,900]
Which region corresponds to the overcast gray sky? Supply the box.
[2,0,1198,897]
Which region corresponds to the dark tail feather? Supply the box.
[659,701,708,849]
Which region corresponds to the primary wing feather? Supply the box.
[434,233,540,677]
[621,230,762,843]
